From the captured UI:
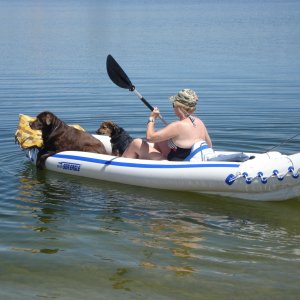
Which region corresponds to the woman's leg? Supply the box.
[154,140,169,158]
[122,138,164,160]
[122,139,141,159]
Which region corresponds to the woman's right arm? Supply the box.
[146,122,178,143]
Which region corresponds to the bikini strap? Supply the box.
[167,138,177,150]
[188,115,197,127]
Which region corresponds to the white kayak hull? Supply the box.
[24,135,300,201]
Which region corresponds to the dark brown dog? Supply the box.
[30,111,107,169]
[96,121,133,156]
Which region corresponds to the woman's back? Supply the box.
[171,116,210,149]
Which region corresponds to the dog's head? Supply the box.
[30,111,58,131]
[96,121,120,137]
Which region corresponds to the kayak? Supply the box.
[23,135,300,201]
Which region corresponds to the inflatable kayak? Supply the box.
[23,135,300,201]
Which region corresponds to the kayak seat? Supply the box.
[184,141,216,162]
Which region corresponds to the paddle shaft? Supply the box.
[133,89,168,125]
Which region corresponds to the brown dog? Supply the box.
[30,111,107,169]
[96,121,133,156]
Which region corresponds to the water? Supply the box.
[0,0,300,299]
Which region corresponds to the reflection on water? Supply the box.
[14,163,300,262]
[11,247,59,254]
[17,165,68,228]
[109,268,133,292]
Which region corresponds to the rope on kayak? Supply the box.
[225,167,300,185]
[266,132,300,152]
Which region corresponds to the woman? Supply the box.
[122,89,213,161]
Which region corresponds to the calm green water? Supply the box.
[0,0,300,299]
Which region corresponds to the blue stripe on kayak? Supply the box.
[53,154,240,169]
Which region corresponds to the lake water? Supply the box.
[1,0,300,299]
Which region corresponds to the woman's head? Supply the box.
[170,89,198,114]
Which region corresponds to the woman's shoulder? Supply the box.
[193,116,205,126]
[169,120,182,127]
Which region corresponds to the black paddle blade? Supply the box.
[106,55,134,91]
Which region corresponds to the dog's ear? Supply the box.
[106,121,115,127]
[109,121,118,131]
[45,113,52,126]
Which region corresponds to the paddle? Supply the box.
[106,54,168,125]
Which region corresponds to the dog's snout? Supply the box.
[29,119,39,130]
[96,128,105,135]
